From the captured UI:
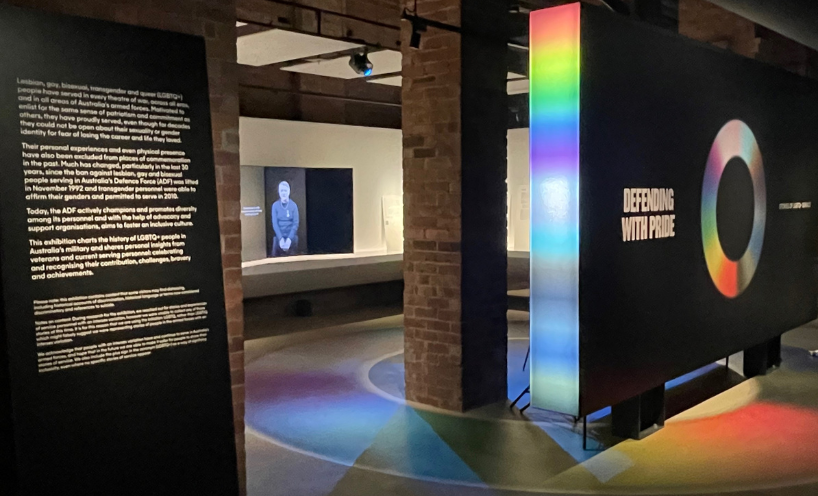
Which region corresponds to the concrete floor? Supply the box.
[245,312,818,496]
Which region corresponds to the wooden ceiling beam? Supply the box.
[239,63,400,104]
[238,63,402,128]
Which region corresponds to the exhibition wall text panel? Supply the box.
[0,5,239,495]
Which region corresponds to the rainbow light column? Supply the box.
[529,3,581,415]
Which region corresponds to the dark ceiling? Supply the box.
[708,0,818,50]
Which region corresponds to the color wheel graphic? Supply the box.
[701,120,766,298]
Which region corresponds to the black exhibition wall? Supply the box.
[579,6,818,414]
[304,168,354,255]
[0,4,239,494]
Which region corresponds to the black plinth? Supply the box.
[744,335,782,378]
[611,384,665,440]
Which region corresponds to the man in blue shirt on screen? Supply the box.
[271,181,299,257]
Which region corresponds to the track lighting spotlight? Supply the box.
[349,51,374,76]
[409,16,427,49]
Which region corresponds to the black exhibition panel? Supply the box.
[305,168,354,255]
[0,4,239,495]
[577,6,818,415]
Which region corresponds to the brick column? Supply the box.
[755,27,818,79]
[679,0,759,57]
[2,0,246,493]
[401,0,508,411]
[680,0,818,80]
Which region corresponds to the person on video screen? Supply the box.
[271,181,299,257]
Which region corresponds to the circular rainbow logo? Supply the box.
[701,120,766,298]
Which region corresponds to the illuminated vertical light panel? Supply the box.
[529,3,581,415]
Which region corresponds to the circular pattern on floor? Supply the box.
[246,325,818,494]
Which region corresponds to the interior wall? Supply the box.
[240,118,531,256]
[240,118,403,256]
[241,166,266,261]
[507,128,530,252]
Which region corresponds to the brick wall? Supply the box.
[339,0,401,26]
[756,27,818,79]
[680,0,818,78]
[293,0,401,26]
[0,0,245,493]
[679,0,758,57]
[401,0,507,412]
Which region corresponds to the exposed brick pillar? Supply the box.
[1,0,245,493]
[401,0,508,411]
[679,0,818,80]
[755,27,818,80]
[679,0,758,57]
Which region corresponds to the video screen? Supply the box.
[240,166,353,262]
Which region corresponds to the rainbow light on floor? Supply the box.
[529,3,581,416]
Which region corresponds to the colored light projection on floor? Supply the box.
[246,325,818,494]
[529,3,582,415]
[701,120,766,298]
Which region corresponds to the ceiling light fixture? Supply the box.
[409,16,427,49]
[349,50,374,76]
